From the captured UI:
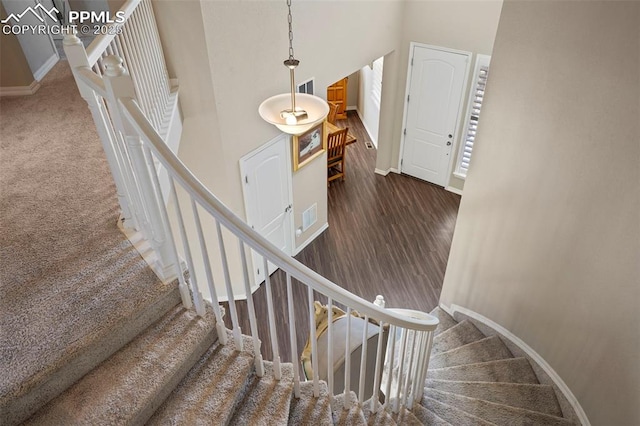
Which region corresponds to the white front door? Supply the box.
[240,134,293,287]
[401,45,470,186]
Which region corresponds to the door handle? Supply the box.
[446,141,452,146]
[284,204,292,213]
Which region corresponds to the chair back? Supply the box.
[327,102,339,124]
[327,128,349,162]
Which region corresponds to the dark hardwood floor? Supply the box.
[223,111,461,363]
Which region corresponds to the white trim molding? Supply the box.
[374,167,400,177]
[294,222,328,255]
[33,53,59,81]
[442,303,591,426]
[445,186,463,196]
[0,80,41,96]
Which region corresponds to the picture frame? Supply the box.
[293,121,326,171]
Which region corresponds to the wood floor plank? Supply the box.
[224,111,461,364]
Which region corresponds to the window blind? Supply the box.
[371,57,384,107]
[456,55,490,178]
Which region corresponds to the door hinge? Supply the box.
[257,268,260,275]
[401,159,404,166]
[403,128,407,136]
[411,58,414,66]
[407,94,410,102]
[245,175,248,184]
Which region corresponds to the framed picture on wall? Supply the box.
[293,121,326,171]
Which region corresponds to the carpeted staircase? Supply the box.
[14,300,576,425]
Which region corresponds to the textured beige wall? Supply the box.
[440,2,640,424]
[376,0,502,187]
[0,3,35,88]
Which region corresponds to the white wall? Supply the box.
[440,2,640,424]
[357,57,383,148]
[376,0,503,187]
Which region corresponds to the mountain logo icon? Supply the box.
[1,3,59,24]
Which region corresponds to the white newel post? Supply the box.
[101,55,178,283]
[63,31,135,229]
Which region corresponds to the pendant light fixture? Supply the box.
[259,0,329,135]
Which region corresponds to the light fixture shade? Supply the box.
[259,93,329,135]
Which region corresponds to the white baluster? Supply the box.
[141,150,191,310]
[327,297,334,398]
[263,257,281,380]
[138,0,169,110]
[167,186,205,316]
[344,307,352,409]
[307,287,319,397]
[286,273,300,398]
[402,330,416,409]
[358,315,369,403]
[191,198,227,344]
[63,32,133,226]
[370,320,386,413]
[238,241,264,376]
[216,220,243,350]
[141,0,170,102]
[102,55,180,283]
[384,325,396,408]
[393,328,408,413]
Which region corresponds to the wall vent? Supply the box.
[302,203,317,231]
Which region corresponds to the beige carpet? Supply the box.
[0,62,176,420]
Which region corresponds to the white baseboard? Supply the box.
[294,222,328,255]
[0,80,41,96]
[355,107,378,148]
[33,53,59,81]
[374,167,400,176]
[445,185,463,196]
[443,303,591,426]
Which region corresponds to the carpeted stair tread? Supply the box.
[0,62,183,426]
[424,388,574,426]
[389,407,423,425]
[23,305,216,425]
[425,379,562,416]
[332,391,367,425]
[427,358,539,384]
[361,400,397,426]
[432,320,485,354]
[147,331,255,425]
[411,404,451,425]
[429,307,458,336]
[429,336,513,369]
[421,396,497,426]
[229,361,294,426]
[288,380,333,425]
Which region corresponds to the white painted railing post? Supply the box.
[101,55,180,285]
[63,31,135,229]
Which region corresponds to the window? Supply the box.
[297,78,314,95]
[371,57,384,107]
[455,54,490,179]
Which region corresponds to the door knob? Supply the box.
[446,141,452,146]
[448,134,453,138]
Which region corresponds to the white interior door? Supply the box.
[401,45,470,186]
[240,134,293,287]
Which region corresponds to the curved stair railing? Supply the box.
[62,0,439,414]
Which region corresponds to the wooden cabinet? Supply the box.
[327,77,348,120]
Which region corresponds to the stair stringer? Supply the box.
[443,303,588,426]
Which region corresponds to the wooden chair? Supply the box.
[327,127,349,185]
[327,102,339,125]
